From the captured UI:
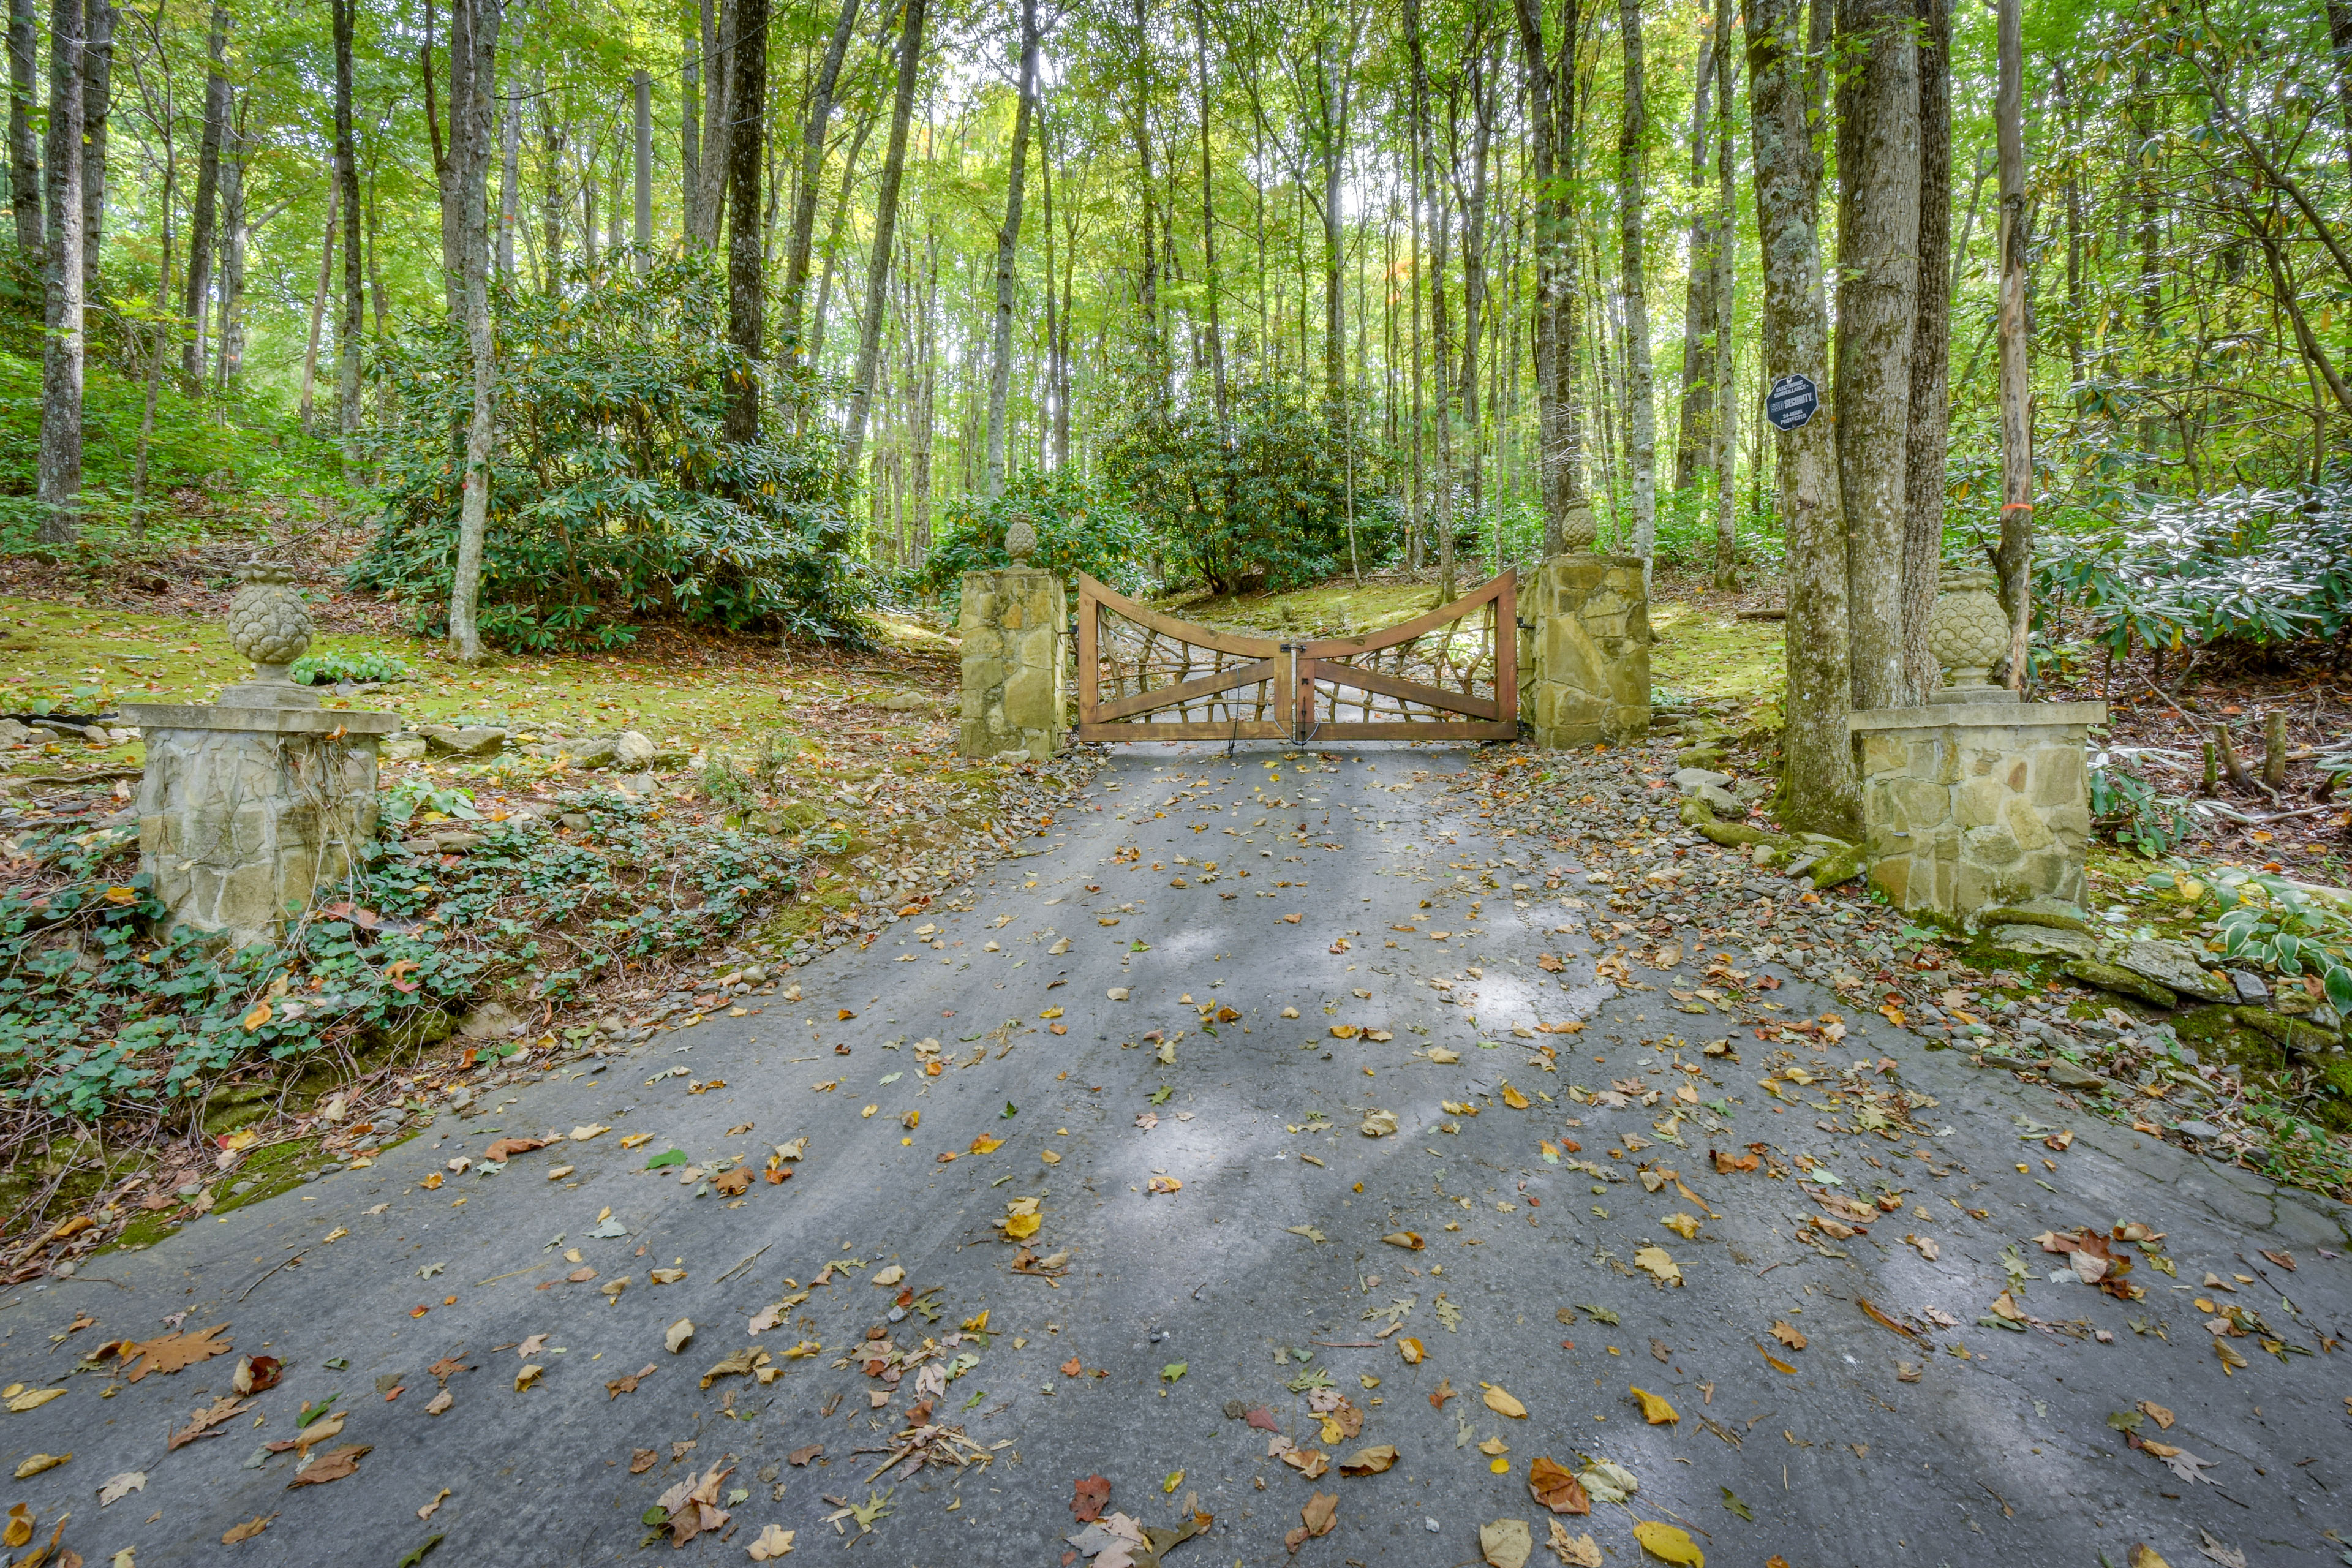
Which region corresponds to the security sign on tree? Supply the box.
[1765,373,1820,431]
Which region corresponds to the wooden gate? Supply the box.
[1075,571,1518,744]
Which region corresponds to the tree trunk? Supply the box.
[7,0,34,257]
[79,0,108,295]
[682,13,699,210]
[1899,0,1951,699]
[840,0,925,478]
[778,0,861,356]
[497,82,519,280]
[448,0,500,664]
[1618,0,1655,589]
[1514,0,1586,554]
[333,0,364,460]
[1992,0,2032,690]
[1747,0,1855,834]
[540,78,562,290]
[1191,0,1225,424]
[1318,28,1346,412]
[213,99,240,390]
[983,0,1038,499]
[1128,0,1166,409]
[633,68,651,267]
[1674,15,1716,491]
[1831,0,1918,710]
[690,0,734,247]
[1408,0,1455,598]
[35,0,81,546]
[723,0,767,442]
[183,0,229,382]
[1709,0,1737,586]
[298,182,337,429]
[2331,0,2352,184]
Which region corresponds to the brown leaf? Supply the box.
[630,1450,659,1474]
[713,1169,753,1197]
[1285,1491,1339,1554]
[1855,1298,1921,1340]
[1245,1405,1281,1431]
[1430,1379,1457,1411]
[427,1357,471,1384]
[1528,1456,1591,1515]
[1381,1231,1425,1251]
[2259,1250,2296,1272]
[1770,1321,1807,1351]
[221,1513,276,1545]
[285,1444,371,1489]
[605,1365,656,1399]
[1338,1444,1398,1476]
[231,1355,282,1395]
[2137,1400,2175,1430]
[1060,1357,1083,1378]
[786,1445,823,1468]
[1711,1147,1760,1174]
[168,1395,257,1450]
[1649,1338,1672,1363]
[482,1136,552,1162]
[1071,1474,1111,1523]
[113,1324,232,1382]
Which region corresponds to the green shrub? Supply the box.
[291,649,412,685]
[353,253,870,651]
[911,467,1155,616]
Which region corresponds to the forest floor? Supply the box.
[1,725,2344,1567]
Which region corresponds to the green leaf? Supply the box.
[396,1535,446,1568]
[297,1393,340,1427]
[1721,1486,1754,1521]
[962,1387,987,1410]
[1001,1101,1017,1118]
[1149,1085,1174,1104]
[1161,1362,1188,1382]
[646,1148,687,1169]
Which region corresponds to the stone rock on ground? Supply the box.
[418,724,507,757]
[2114,938,2235,1002]
[1687,782,1742,816]
[1670,767,1732,791]
[1985,922,2099,960]
[458,1000,526,1039]
[2060,959,2179,1009]
[613,730,657,768]
[1977,902,2095,935]
[2045,1058,2109,1091]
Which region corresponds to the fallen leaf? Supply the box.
[1072,1474,1111,1522]
[1630,1386,1679,1425]
[1484,1384,1528,1419]
[1480,1517,1534,1568]
[1382,1231,1425,1251]
[2138,1400,2175,1430]
[221,1513,276,1545]
[1398,1337,1425,1365]
[483,1136,552,1162]
[1286,1492,1339,1554]
[2128,1549,2171,1568]
[606,1364,657,1398]
[1660,1213,1700,1240]
[1632,1247,1682,1286]
[5,1386,66,1412]
[168,1395,255,1449]
[1770,1321,1807,1351]
[1630,1520,1705,1566]
[110,1324,232,1382]
[1338,1444,1398,1476]
[787,1445,823,1467]
[514,1363,545,1392]
[666,1319,695,1354]
[570,1125,609,1141]
[745,1523,796,1560]
[287,1444,371,1488]
[13,1453,67,1479]
[1528,1456,1591,1515]
[418,1488,450,1521]
[1501,1083,1531,1109]
[1430,1379,1457,1409]
[1549,1520,1604,1567]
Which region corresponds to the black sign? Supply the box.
[1765,373,1820,431]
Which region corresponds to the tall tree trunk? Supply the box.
[1317,26,1346,412]
[6,0,35,257]
[840,0,925,477]
[333,0,364,461]
[1709,0,1738,586]
[1128,0,1166,409]
[1991,0,2031,688]
[779,0,861,356]
[183,0,228,381]
[2331,0,2352,184]
[1831,0,1918,710]
[984,0,1038,499]
[690,0,734,247]
[214,98,243,390]
[1617,0,1655,589]
[79,0,108,295]
[133,88,170,529]
[682,13,699,208]
[298,182,337,428]
[35,0,81,545]
[1191,0,1225,424]
[1899,0,1951,699]
[1514,0,1586,553]
[1747,0,1855,834]
[1673,15,1716,489]
[497,81,518,279]
[448,0,501,663]
[804,100,875,379]
[723,0,767,441]
[1408,0,1455,598]
[633,67,651,267]
[540,78,562,290]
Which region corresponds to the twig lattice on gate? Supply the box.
[1075,572,1517,745]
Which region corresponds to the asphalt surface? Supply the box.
[5,742,2350,1568]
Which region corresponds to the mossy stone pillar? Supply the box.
[1530,552,1651,748]
[958,566,1067,763]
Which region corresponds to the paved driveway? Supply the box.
[4,744,2347,1568]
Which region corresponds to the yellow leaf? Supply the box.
[219,1129,258,1153]
[968,1136,1005,1155]
[12,1453,66,1478]
[962,1310,990,1333]
[1040,1008,1063,1020]
[1630,1386,1679,1424]
[1040,1148,1061,1165]
[1482,1383,1528,1418]
[1004,1212,1041,1240]
[1163,1469,1183,1494]
[861,1104,878,1119]
[1770,1321,1807,1351]
[1632,1246,1683,1286]
[241,1002,272,1031]
[1757,1342,1797,1374]
[1329,1024,1360,1039]
[1660,1213,1699,1240]
[1631,1520,1705,1566]
[1501,1083,1530,1109]
[1398,1338,1425,1365]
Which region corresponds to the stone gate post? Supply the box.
[1529,541,1651,749]
[957,522,1066,763]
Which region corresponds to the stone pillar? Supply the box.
[125,562,400,948]
[1529,552,1651,748]
[958,567,1066,763]
[1847,701,2106,915]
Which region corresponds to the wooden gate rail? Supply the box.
[1076,571,1517,745]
